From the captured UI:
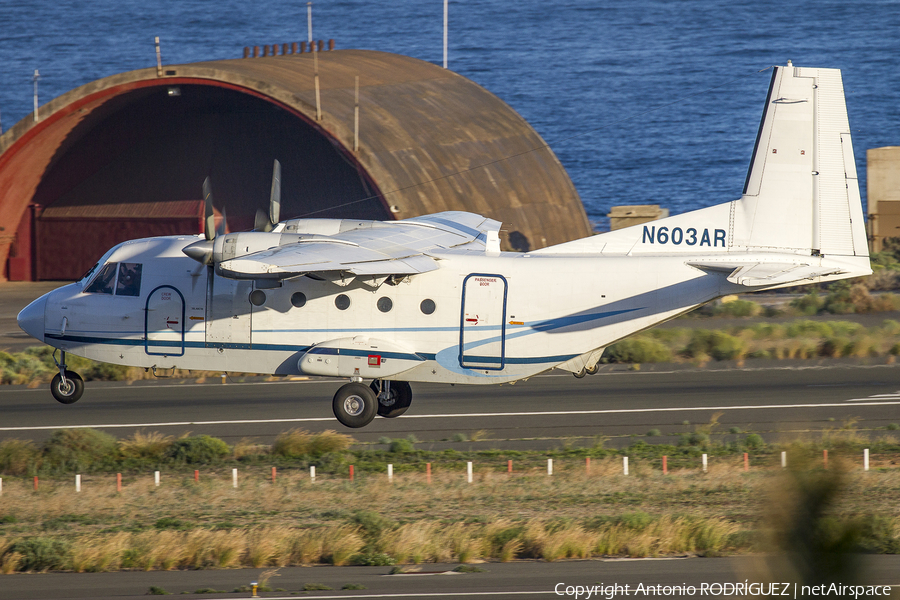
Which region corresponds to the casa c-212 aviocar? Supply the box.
[17,64,871,428]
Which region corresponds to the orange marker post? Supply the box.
[349,465,354,481]
[33,476,38,491]
[743,453,749,472]
[823,449,828,470]
[662,455,668,475]
[426,462,432,484]
[194,470,199,483]
[507,459,512,473]
[117,473,122,493]
[586,457,591,474]
[272,467,277,484]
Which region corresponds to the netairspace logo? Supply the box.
[554,582,894,599]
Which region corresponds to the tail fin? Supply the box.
[735,64,868,256]
[537,65,869,259]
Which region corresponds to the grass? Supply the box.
[1,438,899,573]
[603,318,900,364]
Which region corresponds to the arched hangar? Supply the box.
[0,49,592,281]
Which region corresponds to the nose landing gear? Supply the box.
[50,350,84,404]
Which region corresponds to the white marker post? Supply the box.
[781,452,787,469]
[388,464,393,482]
[33,70,40,122]
[547,458,553,476]
[702,454,708,473]
[0,477,3,496]
[307,2,313,44]
[623,456,629,476]
[232,468,238,489]
[443,0,448,69]
[467,461,473,483]
[154,471,160,486]
[76,474,81,493]
[864,449,870,471]
[310,465,316,483]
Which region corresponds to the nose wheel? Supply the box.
[50,350,83,404]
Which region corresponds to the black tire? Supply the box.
[371,380,412,418]
[332,382,378,428]
[585,363,600,375]
[51,371,84,404]
[573,367,587,379]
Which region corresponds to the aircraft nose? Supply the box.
[17,294,47,342]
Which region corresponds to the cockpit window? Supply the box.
[116,263,142,297]
[84,263,117,294]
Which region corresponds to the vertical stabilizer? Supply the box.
[734,65,867,257]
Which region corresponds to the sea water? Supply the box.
[0,0,897,228]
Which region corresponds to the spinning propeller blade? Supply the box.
[254,159,282,232]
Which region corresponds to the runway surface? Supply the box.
[2,557,899,600]
[2,362,899,448]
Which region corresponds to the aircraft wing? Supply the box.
[687,261,845,287]
[219,211,501,279]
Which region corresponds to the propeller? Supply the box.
[203,177,215,241]
[184,176,219,264]
[184,160,282,266]
[254,159,281,232]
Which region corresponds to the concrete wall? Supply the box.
[867,146,900,253]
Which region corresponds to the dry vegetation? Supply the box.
[2,449,900,573]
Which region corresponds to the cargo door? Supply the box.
[459,274,507,370]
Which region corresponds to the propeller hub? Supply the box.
[183,239,214,264]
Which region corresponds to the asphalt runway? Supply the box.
[2,362,899,448]
[2,557,899,600]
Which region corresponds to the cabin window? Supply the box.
[420,299,436,315]
[335,294,351,310]
[377,297,393,313]
[84,263,117,294]
[116,263,142,297]
[291,292,307,308]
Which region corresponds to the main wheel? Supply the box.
[371,381,413,418]
[332,382,378,428]
[585,363,600,375]
[573,367,587,379]
[51,371,84,404]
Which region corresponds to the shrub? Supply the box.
[685,330,744,361]
[118,431,173,460]
[166,435,229,464]
[272,429,353,458]
[714,299,761,318]
[11,537,71,571]
[603,338,672,363]
[389,438,415,453]
[0,439,40,475]
[744,434,765,450]
[791,292,823,316]
[42,429,118,473]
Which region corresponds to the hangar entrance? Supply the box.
[22,84,387,280]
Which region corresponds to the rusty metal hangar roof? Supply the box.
[0,49,592,279]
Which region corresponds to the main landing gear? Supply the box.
[573,362,600,378]
[332,380,413,428]
[50,350,84,404]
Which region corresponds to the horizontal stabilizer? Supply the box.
[687,260,844,286]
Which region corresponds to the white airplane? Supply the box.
[17,64,871,428]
